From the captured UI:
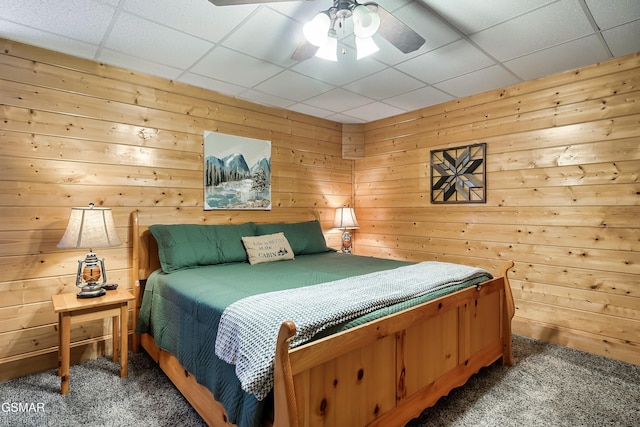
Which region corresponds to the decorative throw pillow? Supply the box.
[242,233,295,265]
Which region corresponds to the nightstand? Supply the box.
[51,287,135,395]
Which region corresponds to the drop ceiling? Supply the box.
[1,0,639,123]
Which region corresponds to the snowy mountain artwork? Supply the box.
[203,131,271,210]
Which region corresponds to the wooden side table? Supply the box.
[51,287,135,395]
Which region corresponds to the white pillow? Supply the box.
[242,232,295,265]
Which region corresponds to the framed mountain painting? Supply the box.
[203,131,271,210]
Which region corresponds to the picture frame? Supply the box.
[203,131,272,210]
[430,143,486,204]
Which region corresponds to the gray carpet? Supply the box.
[1,335,638,427]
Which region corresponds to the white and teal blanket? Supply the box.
[215,261,490,400]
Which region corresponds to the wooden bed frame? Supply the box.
[131,211,515,427]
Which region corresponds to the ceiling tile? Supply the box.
[99,48,183,80]
[377,0,415,12]
[470,0,594,61]
[179,72,247,97]
[585,0,640,29]
[384,86,454,111]
[292,46,388,86]
[325,112,366,123]
[0,0,115,44]
[221,6,301,67]
[287,102,336,119]
[424,0,556,34]
[2,0,638,123]
[504,35,611,81]
[0,19,100,59]
[602,20,640,57]
[304,88,375,113]
[189,46,283,87]
[339,2,462,68]
[342,102,406,122]
[123,0,259,42]
[254,70,335,102]
[368,33,425,66]
[390,1,461,49]
[434,65,520,98]
[104,13,214,69]
[237,89,296,110]
[343,68,425,100]
[266,1,322,23]
[396,39,495,84]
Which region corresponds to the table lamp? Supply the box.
[57,203,122,298]
[334,206,359,254]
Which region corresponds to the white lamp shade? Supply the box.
[58,206,122,249]
[303,12,331,47]
[334,207,359,229]
[315,32,338,61]
[356,36,380,59]
[353,5,380,38]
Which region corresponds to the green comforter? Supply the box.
[135,252,489,427]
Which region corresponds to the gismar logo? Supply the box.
[1,402,45,413]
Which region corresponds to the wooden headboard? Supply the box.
[131,209,322,281]
[132,222,160,284]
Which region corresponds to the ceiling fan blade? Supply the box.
[376,6,426,54]
[209,0,292,5]
[291,40,319,61]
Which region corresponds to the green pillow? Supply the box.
[255,220,331,255]
[149,222,257,273]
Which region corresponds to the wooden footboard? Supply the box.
[131,211,514,427]
[272,271,513,427]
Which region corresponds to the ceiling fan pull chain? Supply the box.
[338,14,346,55]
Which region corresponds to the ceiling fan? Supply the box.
[208,0,426,61]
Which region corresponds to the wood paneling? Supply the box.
[354,52,640,365]
[342,123,365,159]
[0,38,349,381]
[1,35,637,383]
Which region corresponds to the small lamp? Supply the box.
[57,203,122,298]
[334,206,359,254]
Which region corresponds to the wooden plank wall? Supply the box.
[0,39,352,381]
[354,52,640,365]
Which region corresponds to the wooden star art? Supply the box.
[430,143,486,203]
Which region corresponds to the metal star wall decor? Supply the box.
[430,143,486,203]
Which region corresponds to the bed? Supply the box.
[131,210,515,427]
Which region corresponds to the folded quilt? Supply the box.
[215,261,491,400]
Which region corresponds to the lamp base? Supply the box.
[340,230,353,254]
[77,287,106,299]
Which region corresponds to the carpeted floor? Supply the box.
[1,335,638,427]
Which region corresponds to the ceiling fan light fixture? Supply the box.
[303,12,331,47]
[352,4,380,38]
[315,29,338,61]
[355,36,379,59]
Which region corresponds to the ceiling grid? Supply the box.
[0,0,638,123]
